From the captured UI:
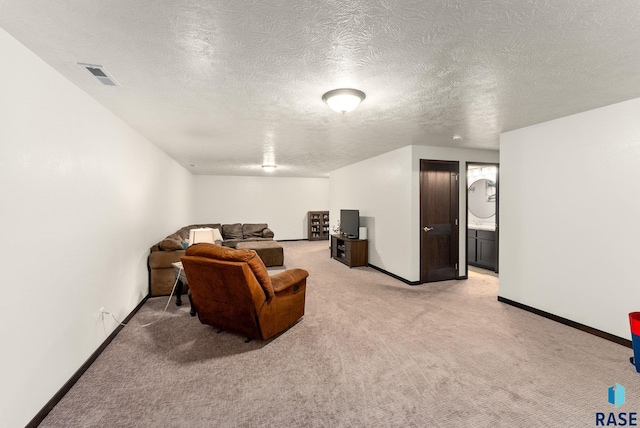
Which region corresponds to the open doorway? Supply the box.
[466,163,499,277]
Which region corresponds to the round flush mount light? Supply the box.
[322,88,366,114]
[452,135,463,141]
[262,165,277,172]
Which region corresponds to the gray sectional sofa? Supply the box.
[148,223,274,296]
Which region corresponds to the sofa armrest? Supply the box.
[262,228,275,239]
[148,250,186,269]
[271,268,309,293]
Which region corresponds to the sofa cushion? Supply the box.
[236,241,284,267]
[149,249,186,269]
[189,223,222,231]
[175,227,191,241]
[222,223,243,240]
[242,223,269,239]
[159,234,184,251]
[221,237,271,248]
[262,228,275,238]
[185,243,274,299]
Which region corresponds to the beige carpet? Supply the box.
[40,241,638,427]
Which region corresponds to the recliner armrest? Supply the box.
[271,268,309,293]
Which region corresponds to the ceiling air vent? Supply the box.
[78,63,119,87]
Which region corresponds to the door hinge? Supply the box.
[455,263,458,270]
[455,218,458,226]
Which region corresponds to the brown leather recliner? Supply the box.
[181,243,309,340]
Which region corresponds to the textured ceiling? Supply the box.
[2,1,640,177]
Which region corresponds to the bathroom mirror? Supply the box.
[468,178,496,218]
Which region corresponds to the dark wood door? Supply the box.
[420,160,459,282]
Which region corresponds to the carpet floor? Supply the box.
[40,241,638,427]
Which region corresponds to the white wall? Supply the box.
[192,175,329,240]
[330,146,414,277]
[329,145,498,282]
[500,97,640,339]
[0,28,193,427]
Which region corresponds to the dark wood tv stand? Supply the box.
[331,234,368,268]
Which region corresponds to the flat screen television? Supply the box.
[340,209,360,238]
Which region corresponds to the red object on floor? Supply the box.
[630,312,640,336]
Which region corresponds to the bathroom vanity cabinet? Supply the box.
[467,229,496,271]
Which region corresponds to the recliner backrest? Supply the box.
[182,255,267,338]
[185,243,274,299]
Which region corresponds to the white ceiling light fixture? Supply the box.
[262,165,277,172]
[322,88,366,114]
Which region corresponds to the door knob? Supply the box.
[423,226,434,232]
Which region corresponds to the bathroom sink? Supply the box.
[468,224,495,231]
